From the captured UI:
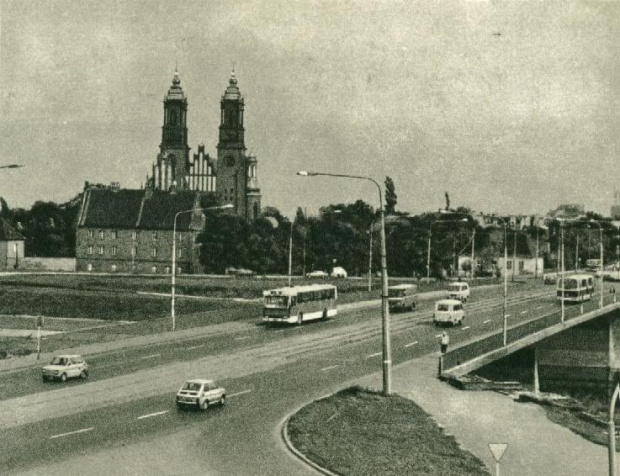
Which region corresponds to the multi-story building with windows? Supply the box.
[75,187,205,274]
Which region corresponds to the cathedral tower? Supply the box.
[216,71,261,219]
[152,69,190,191]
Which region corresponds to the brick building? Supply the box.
[75,187,205,274]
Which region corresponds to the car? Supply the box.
[433,299,465,327]
[42,354,88,382]
[307,270,328,278]
[446,281,470,302]
[330,266,348,278]
[176,379,226,411]
[388,284,418,312]
[226,267,255,277]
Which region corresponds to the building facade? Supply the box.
[0,218,25,270]
[148,69,261,220]
[75,187,205,274]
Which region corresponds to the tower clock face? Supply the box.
[224,156,235,167]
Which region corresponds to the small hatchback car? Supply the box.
[42,354,89,382]
[176,379,226,411]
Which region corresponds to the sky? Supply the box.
[0,0,619,218]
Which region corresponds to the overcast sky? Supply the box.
[1,0,619,218]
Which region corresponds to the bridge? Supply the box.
[440,294,620,391]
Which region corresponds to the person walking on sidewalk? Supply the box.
[440,331,450,354]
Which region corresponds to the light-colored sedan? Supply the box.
[176,379,226,411]
[42,354,89,382]
[307,270,328,278]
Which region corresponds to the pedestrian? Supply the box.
[440,331,450,354]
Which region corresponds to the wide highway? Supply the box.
[0,281,585,475]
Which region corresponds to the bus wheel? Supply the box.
[322,309,328,319]
[297,313,303,326]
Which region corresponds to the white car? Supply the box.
[176,379,226,411]
[307,270,328,278]
[42,354,89,382]
[331,266,348,278]
[433,299,465,327]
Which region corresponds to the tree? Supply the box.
[384,177,397,215]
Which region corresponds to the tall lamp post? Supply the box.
[298,170,392,395]
[171,204,233,331]
[492,217,509,346]
[288,220,294,287]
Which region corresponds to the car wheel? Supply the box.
[220,395,226,405]
[80,370,88,379]
[60,373,67,382]
[322,308,328,319]
[199,399,209,411]
[410,303,416,312]
[297,313,303,326]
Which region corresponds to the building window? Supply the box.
[131,246,136,257]
[151,266,157,273]
[152,247,158,257]
[132,231,137,240]
[99,246,104,255]
[519,261,524,271]
[113,230,118,239]
[178,248,182,258]
[165,266,171,274]
[99,230,104,239]
[506,261,512,270]
[87,263,93,272]
[111,264,117,272]
[153,231,158,240]
[88,246,93,255]
[112,246,118,256]
[88,230,94,239]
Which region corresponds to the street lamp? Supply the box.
[288,220,294,287]
[489,216,509,346]
[171,204,233,331]
[0,164,24,169]
[298,170,392,395]
[588,220,606,308]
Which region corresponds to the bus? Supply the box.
[262,284,338,325]
[556,274,594,303]
[585,259,602,272]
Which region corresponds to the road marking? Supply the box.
[462,326,471,330]
[321,365,340,371]
[483,319,491,324]
[366,352,382,359]
[235,336,251,340]
[139,354,161,360]
[404,341,418,348]
[137,410,169,420]
[229,389,252,398]
[49,427,94,439]
[186,344,205,350]
[520,310,528,314]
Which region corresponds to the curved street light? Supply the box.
[298,170,392,395]
[171,203,233,331]
[0,164,24,169]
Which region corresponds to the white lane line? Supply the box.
[366,352,382,359]
[321,365,340,371]
[461,326,471,330]
[139,354,161,360]
[49,427,94,439]
[505,314,511,318]
[229,389,252,398]
[520,310,528,314]
[235,336,251,340]
[483,319,491,324]
[435,334,442,338]
[404,341,418,348]
[137,410,169,420]
[186,345,205,350]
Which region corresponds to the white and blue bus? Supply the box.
[263,284,338,325]
[556,274,594,303]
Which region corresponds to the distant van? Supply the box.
[433,299,465,327]
[388,284,418,312]
[447,281,470,302]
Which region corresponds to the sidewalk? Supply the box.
[356,355,607,476]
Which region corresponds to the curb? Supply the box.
[280,400,342,476]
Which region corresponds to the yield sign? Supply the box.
[488,443,508,462]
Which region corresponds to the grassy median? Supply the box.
[288,386,490,476]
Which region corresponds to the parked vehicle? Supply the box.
[263,284,338,325]
[388,284,418,312]
[176,379,226,410]
[330,266,348,278]
[307,270,328,278]
[42,355,88,382]
[433,299,465,327]
[557,274,594,303]
[446,281,470,302]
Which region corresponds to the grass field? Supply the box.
[288,386,490,476]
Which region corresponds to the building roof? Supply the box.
[164,69,187,103]
[223,70,243,101]
[0,218,24,241]
[78,188,203,231]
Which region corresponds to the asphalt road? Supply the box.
[0,281,592,475]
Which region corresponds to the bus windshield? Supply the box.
[388,289,406,297]
[265,295,288,307]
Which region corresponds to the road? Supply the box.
[0,281,572,474]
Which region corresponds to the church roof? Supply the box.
[0,218,24,241]
[223,70,243,101]
[78,188,203,231]
[165,69,187,102]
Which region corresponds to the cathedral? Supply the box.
[147,69,261,220]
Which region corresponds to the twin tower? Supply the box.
[147,69,261,220]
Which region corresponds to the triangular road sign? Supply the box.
[488,443,508,462]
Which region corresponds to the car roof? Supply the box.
[53,354,83,359]
[436,299,463,305]
[389,284,417,290]
[448,281,468,286]
[184,379,215,385]
[263,284,337,296]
